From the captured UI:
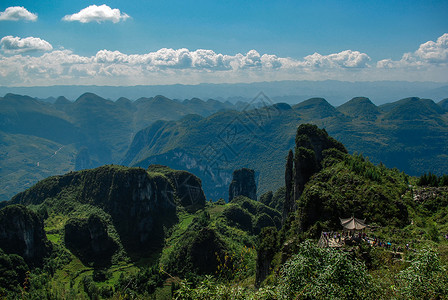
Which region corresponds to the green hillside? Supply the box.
[0,163,285,298]
[337,97,380,121]
[1,124,447,299]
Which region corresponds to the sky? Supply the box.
[0,0,447,86]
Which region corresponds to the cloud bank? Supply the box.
[0,6,37,21]
[0,36,53,54]
[62,5,130,23]
[378,33,448,68]
[0,34,447,86]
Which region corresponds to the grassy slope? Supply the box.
[0,131,77,201]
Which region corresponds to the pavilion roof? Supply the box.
[340,216,367,230]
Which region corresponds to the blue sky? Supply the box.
[0,0,447,86]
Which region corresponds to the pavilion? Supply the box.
[340,216,368,231]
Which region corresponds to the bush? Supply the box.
[277,240,378,299]
[395,248,448,299]
[254,213,275,235]
[215,198,226,205]
[222,206,253,232]
[0,250,29,295]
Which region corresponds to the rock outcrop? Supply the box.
[229,168,257,201]
[0,205,51,264]
[283,124,347,220]
[147,164,206,208]
[9,165,185,249]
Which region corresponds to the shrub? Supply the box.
[222,206,253,232]
[277,240,378,299]
[254,213,275,235]
[395,248,448,299]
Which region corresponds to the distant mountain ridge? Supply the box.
[1,80,448,106]
[1,92,447,201]
[123,96,448,200]
[0,93,240,201]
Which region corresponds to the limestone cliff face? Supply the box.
[132,149,233,201]
[147,164,206,208]
[283,124,347,220]
[87,215,110,253]
[229,168,257,202]
[10,165,182,249]
[75,147,93,170]
[0,205,50,263]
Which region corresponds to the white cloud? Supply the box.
[378,33,448,69]
[0,36,53,54]
[303,50,371,68]
[0,6,37,21]
[62,4,130,23]
[2,38,446,86]
[415,33,448,63]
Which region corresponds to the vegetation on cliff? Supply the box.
[0,123,447,299]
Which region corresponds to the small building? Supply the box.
[340,216,367,232]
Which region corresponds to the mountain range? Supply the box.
[1,80,448,106]
[1,92,447,201]
[1,124,446,298]
[0,93,241,201]
[123,96,448,200]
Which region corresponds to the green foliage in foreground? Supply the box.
[295,152,410,236]
[395,247,448,299]
[0,250,29,296]
[175,242,448,300]
[276,241,378,299]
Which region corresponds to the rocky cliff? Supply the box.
[9,165,205,250]
[147,164,206,208]
[283,124,347,219]
[0,205,51,264]
[229,168,257,201]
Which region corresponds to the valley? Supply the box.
[0,123,447,299]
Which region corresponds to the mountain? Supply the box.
[0,93,240,201]
[381,97,445,121]
[2,80,448,105]
[337,97,380,121]
[437,98,448,111]
[122,107,300,200]
[0,93,80,144]
[5,165,206,253]
[293,97,343,119]
[1,125,447,298]
[122,97,448,200]
[1,92,448,202]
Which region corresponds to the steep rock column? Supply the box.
[228,168,257,201]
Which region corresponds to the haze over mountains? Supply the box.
[1,91,447,202]
[0,92,241,201]
[1,80,448,106]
